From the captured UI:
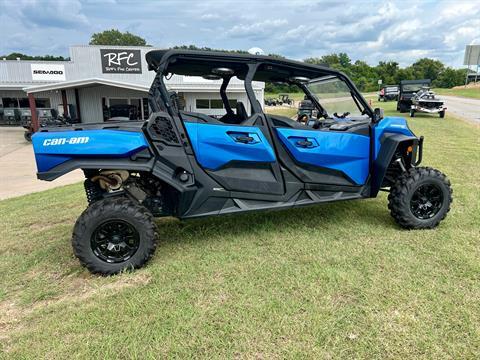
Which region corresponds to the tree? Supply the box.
[410,58,445,82]
[375,61,399,85]
[0,52,68,61]
[89,29,148,46]
[434,68,467,88]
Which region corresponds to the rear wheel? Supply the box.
[388,167,452,229]
[72,197,157,275]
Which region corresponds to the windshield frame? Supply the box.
[305,74,370,119]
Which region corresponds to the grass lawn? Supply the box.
[434,87,480,100]
[265,92,306,102]
[264,105,297,118]
[1,101,479,358]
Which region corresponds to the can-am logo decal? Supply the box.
[100,49,142,74]
[31,64,66,81]
[43,137,89,146]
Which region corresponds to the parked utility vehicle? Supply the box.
[397,79,431,113]
[378,85,399,102]
[31,50,452,275]
[410,87,446,118]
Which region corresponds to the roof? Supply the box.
[145,49,340,82]
[400,79,431,85]
[23,77,150,94]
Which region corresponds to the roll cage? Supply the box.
[145,50,374,121]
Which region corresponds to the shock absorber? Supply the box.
[84,179,104,204]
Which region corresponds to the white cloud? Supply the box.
[0,0,478,67]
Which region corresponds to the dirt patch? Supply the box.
[453,82,480,89]
[0,271,152,352]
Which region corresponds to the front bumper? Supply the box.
[411,105,446,113]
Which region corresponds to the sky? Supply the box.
[0,0,479,68]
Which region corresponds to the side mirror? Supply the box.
[374,107,384,122]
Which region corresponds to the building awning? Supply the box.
[0,84,26,91]
[23,77,150,94]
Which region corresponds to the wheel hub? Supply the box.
[410,184,443,220]
[91,220,140,263]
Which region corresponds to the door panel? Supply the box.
[183,121,284,194]
[184,122,275,169]
[275,128,370,185]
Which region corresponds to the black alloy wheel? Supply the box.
[91,219,140,263]
[409,184,443,220]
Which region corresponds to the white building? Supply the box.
[0,45,264,124]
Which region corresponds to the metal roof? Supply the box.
[23,77,150,94]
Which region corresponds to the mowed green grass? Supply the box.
[1,101,479,358]
[434,87,480,99]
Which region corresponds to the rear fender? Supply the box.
[33,129,151,180]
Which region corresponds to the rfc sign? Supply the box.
[100,49,142,74]
[31,64,66,81]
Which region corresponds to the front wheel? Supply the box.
[439,110,445,118]
[72,197,157,275]
[410,109,415,117]
[388,167,452,229]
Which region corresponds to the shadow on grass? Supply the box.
[31,196,397,277]
[155,197,396,246]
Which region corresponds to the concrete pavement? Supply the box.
[441,95,480,124]
[0,127,83,200]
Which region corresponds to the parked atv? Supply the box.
[397,79,431,113]
[378,85,399,102]
[279,94,294,106]
[410,87,446,118]
[1,108,21,126]
[23,108,71,141]
[31,50,452,275]
[265,98,279,106]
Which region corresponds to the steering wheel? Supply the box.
[333,112,350,119]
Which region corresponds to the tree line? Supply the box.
[1,29,467,92]
[303,53,467,92]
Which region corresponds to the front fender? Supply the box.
[370,133,418,197]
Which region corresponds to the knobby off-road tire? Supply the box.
[72,197,157,275]
[388,167,452,229]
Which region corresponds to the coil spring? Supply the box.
[84,179,103,204]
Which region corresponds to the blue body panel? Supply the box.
[372,117,415,158]
[276,128,370,185]
[32,130,149,172]
[184,122,276,170]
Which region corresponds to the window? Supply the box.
[195,98,239,110]
[109,98,129,107]
[35,98,51,108]
[306,76,363,117]
[210,99,223,109]
[19,98,30,107]
[142,98,150,119]
[196,99,210,109]
[2,98,18,108]
[228,99,238,108]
